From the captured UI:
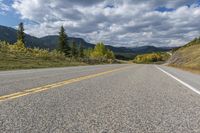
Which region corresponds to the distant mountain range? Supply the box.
[0,25,93,49]
[0,25,174,59]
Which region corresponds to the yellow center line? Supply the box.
[0,66,130,103]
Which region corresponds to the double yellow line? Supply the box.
[0,66,129,103]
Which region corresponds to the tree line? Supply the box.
[58,26,84,58]
[17,23,115,61]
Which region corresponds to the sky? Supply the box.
[0,0,200,47]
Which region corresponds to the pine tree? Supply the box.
[17,22,25,43]
[78,43,84,58]
[58,26,70,56]
[71,41,78,58]
[58,26,66,52]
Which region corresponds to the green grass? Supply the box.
[0,51,86,71]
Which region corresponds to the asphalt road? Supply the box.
[0,64,200,132]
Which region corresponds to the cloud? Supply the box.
[12,0,200,47]
[0,0,11,15]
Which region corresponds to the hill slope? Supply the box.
[169,38,200,70]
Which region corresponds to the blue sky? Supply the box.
[0,0,18,26]
[0,0,200,47]
[0,0,34,27]
[0,11,20,26]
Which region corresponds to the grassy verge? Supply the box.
[0,41,118,71]
[169,64,200,75]
[0,51,87,71]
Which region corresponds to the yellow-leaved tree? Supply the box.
[90,42,115,60]
[9,40,26,53]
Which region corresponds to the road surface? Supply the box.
[0,64,200,132]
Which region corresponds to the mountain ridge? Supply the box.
[0,25,174,59]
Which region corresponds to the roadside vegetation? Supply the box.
[169,37,200,72]
[0,23,115,70]
[133,52,170,64]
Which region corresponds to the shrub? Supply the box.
[49,50,65,59]
[31,48,49,59]
[0,41,65,60]
[133,52,169,63]
[9,40,27,53]
[90,42,115,60]
[0,41,10,52]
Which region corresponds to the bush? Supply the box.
[85,42,115,61]
[31,48,49,59]
[0,41,10,52]
[0,41,65,60]
[133,52,170,63]
[9,40,27,53]
[49,50,65,59]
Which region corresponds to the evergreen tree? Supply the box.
[78,43,84,58]
[71,41,78,57]
[58,26,70,56]
[17,22,25,44]
[58,26,66,52]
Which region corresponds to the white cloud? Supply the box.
[12,0,200,47]
[0,0,11,15]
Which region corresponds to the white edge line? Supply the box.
[155,65,200,95]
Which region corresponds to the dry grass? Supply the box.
[0,51,87,71]
[169,64,200,75]
[169,44,200,73]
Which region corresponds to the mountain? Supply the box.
[39,36,171,54]
[39,35,95,49]
[0,25,44,48]
[0,25,93,49]
[169,37,200,71]
[0,25,174,59]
